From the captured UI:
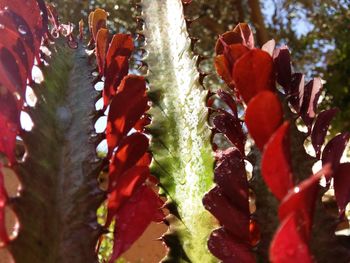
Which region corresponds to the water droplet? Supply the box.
[18,25,27,35]
[179,178,186,185]
[0,24,4,29]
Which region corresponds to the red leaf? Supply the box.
[108,133,149,189]
[217,90,238,118]
[0,93,19,164]
[0,10,35,78]
[106,166,149,226]
[300,78,322,129]
[278,165,332,240]
[103,34,134,106]
[0,0,45,53]
[208,228,255,263]
[106,75,148,153]
[232,49,275,103]
[232,23,254,49]
[203,186,250,241]
[0,47,24,96]
[0,163,9,246]
[103,56,129,106]
[214,148,249,213]
[215,31,242,55]
[322,132,349,171]
[215,44,249,87]
[213,112,245,154]
[311,108,339,158]
[261,122,294,200]
[270,213,313,263]
[90,9,107,41]
[215,55,233,85]
[245,91,283,150]
[109,185,164,261]
[95,28,109,75]
[106,34,134,62]
[334,163,350,216]
[134,115,151,132]
[289,73,304,113]
[273,46,292,93]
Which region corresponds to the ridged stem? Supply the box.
[9,42,104,263]
[141,0,216,261]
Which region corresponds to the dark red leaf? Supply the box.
[109,185,164,261]
[103,56,129,106]
[203,186,250,241]
[213,112,245,154]
[208,228,255,263]
[311,108,339,159]
[35,0,48,34]
[217,90,238,118]
[0,93,20,164]
[214,148,249,213]
[322,132,349,171]
[245,91,283,150]
[95,28,109,75]
[300,78,322,128]
[108,132,149,189]
[289,73,304,113]
[334,163,350,216]
[106,75,148,153]
[261,122,294,200]
[0,47,24,95]
[278,165,332,240]
[232,23,254,49]
[232,49,275,103]
[215,31,242,55]
[273,46,292,93]
[270,213,313,263]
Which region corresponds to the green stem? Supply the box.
[141,0,216,261]
[9,42,104,263]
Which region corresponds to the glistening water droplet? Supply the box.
[18,25,27,35]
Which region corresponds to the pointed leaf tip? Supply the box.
[322,132,349,170]
[262,122,294,200]
[311,108,339,158]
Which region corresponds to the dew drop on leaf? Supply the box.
[17,25,27,35]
